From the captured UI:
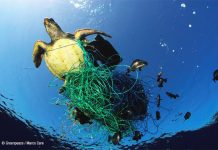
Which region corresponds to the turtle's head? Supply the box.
[44,18,64,41]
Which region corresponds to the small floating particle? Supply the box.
[161,43,167,47]
[189,24,192,28]
[181,3,186,8]
[192,11,196,15]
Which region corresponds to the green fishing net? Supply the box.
[63,40,147,134]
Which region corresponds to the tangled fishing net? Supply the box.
[62,40,149,134]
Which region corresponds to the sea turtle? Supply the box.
[32,18,111,91]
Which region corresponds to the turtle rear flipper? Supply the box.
[74,28,112,40]
[33,40,47,68]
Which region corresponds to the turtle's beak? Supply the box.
[44,17,50,26]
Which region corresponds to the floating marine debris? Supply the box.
[32,18,187,144]
[184,112,191,120]
[166,92,179,99]
[156,94,162,108]
[85,34,122,68]
[213,69,218,82]
[73,107,92,124]
[157,71,167,87]
[132,131,143,141]
[156,111,161,120]
[108,131,122,145]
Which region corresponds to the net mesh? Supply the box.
[62,40,148,134]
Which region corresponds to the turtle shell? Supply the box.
[44,38,84,80]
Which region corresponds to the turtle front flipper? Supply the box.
[33,40,47,68]
[74,29,112,40]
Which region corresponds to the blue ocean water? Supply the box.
[0,0,218,149]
